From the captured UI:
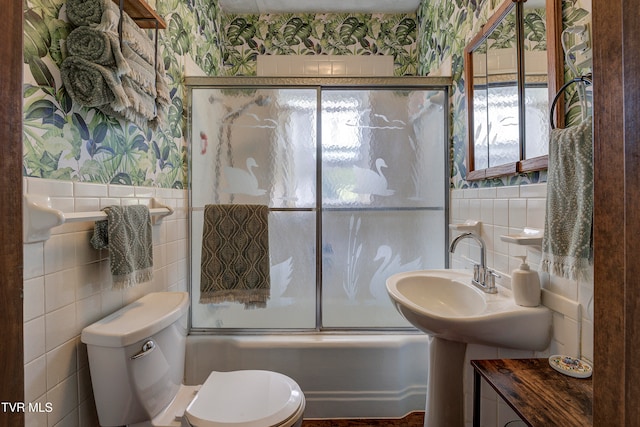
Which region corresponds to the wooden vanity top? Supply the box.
[471,358,593,427]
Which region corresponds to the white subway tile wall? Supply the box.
[256,54,395,77]
[22,179,594,427]
[23,177,188,427]
[451,183,594,427]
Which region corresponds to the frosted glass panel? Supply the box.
[191,88,317,209]
[320,88,446,328]
[475,85,549,168]
[525,86,550,159]
[486,85,520,167]
[191,211,316,329]
[190,87,317,329]
[322,210,445,327]
[473,85,489,170]
[321,89,445,208]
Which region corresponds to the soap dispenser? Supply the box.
[511,256,541,307]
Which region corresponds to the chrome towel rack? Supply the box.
[23,194,173,243]
[549,73,592,129]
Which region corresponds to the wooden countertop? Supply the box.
[471,358,593,427]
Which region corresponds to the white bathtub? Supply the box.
[185,334,429,419]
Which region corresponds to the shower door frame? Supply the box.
[186,76,452,334]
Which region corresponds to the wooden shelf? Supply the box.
[112,0,166,29]
[471,358,592,427]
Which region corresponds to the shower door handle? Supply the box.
[130,340,156,360]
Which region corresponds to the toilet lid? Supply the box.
[185,370,303,427]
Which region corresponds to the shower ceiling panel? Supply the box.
[218,0,421,14]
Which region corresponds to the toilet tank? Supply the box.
[81,292,190,427]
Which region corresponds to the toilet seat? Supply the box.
[184,370,305,427]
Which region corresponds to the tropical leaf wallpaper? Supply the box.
[22,0,226,188]
[219,13,418,76]
[22,0,590,189]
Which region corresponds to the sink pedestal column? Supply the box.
[425,336,467,427]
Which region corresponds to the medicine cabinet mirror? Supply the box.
[464,0,564,180]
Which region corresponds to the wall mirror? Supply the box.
[464,0,563,180]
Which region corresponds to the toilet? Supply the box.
[81,292,305,427]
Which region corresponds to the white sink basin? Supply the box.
[386,269,551,351]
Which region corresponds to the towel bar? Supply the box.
[23,194,174,243]
[549,74,592,129]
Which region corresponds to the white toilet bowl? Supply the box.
[81,292,305,427]
[152,370,305,427]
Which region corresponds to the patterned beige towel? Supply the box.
[90,205,153,288]
[200,204,270,308]
[541,117,593,281]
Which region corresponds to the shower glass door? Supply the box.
[321,88,446,327]
[188,78,448,331]
[191,86,318,329]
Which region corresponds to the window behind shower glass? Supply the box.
[190,85,447,330]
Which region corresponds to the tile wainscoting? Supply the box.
[20,180,593,427]
[22,178,189,426]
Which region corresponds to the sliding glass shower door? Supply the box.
[188,78,449,331]
[320,88,447,327]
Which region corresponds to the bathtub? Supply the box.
[185,334,429,419]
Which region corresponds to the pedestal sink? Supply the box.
[386,269,552,427]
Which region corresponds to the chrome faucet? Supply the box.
[449,232,499,293]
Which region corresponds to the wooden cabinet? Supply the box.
[471,358,593,427]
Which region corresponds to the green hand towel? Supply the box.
[200,204,270,309]
[65,0,110,27]
[91,205,154,289]
[66,0,156,63]
[60,56,130,110]
[66,26,130,75]
[541,117,593,281]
